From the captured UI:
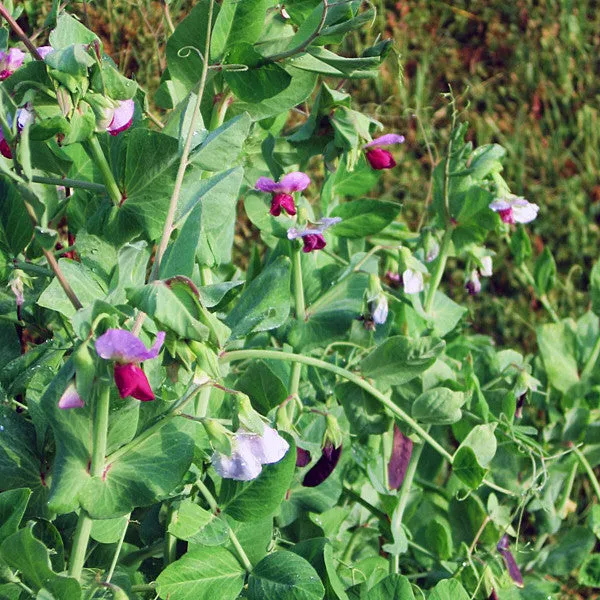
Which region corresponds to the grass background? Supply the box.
[21,0,600,348]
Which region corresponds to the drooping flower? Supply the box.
[371,294,388,325]
[212,426,290,481]
[363,133,405,170]
[287,217,341,253]
[489,194,539,224]
[402,269,424,294]
[302,443,342,487]
[480,256,493,277]
[58,382,85,409]
[497,535,524,588]
[255,171,310,217]
[95,329,165,401]
[37,46,53,59]
[465,269,482,295]
[106,99,135,136]
[0,48,25,80]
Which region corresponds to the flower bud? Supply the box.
[113,363,155,401]
[58,382,85,409]
[203,419,233,455]
[236,393,264,435]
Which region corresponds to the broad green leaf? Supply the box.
[544,526,596,576]
[428,579,470,600]
[191,113,251,171]
[210,0,268,60]
[425,519,453,561]
[37,260,106,318]
[226,515,274,567]
[330,200,402,238]
[0,179,33,255]
[458,424,497,467]
[427,291,467,337]
[452,446,487,489]
[365,574,414,600]
[467,143,505,179]
[536,320,580,393]
[90,515,128,544]
[412,387,465,425]
[220,435,295,522]
[534,247,557,296]
[360,336,445,385]
[225,256,291,339]
[49,13,98,48]
[579,554,600,588]
[0,489,31,544]
[236,360,289,415]
[156,546,245,600]
[248,551,325,600]
[168,499,213,541]
[336,381,390,435]
[198,281,244,308]
[591,260,600,317]
[448,495,496,547]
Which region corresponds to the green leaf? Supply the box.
[536,320,580,394]
[510,225,532,266]
[452,446,487,489]
[0,489,31,544]
[156,546,245,600]
[579,554,600,588]
[236,360,289,415]
[190,114,251,171]
[220,435,295,522]
[168,499,213,541]
[458,424,497,467]
[330,200,402,238]
[365,574,414,600]
[544,526,596,576]
[0,526,54,590]
[360,336,445,385]
[533,247,556,296]
[467,144,505,179]
[336,381,390,435]
[411,387,465,425]
[210,0,268,60]
[225,44,292,103]
[427,291,467,337]
[424,519,453,561]
[90,515,128,544]
[45,45,95,78]
[225,256,291,339]
[0,179,33,255]
[428,579,470,600]
[591,260,600,317]
[49,13,99,48]
[248,551,325,600]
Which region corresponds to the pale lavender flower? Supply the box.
[37,46,53,59]
[489,195,539,224]
[480,256,493,277]
[402,269,424,294]
[95,329,165,362]
[371,294,388,325]
[287,217,341,253]
[106,99,134,136]
[58,382,85,409]
[363,134,405,170]
[255,171,310,194]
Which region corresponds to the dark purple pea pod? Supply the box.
[388,425,413,490]
[302,443,342,487]
[497,535,524,588]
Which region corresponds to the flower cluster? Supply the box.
[212,426,289,481]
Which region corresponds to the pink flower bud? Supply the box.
[301,233,326,253]
[365,147,396,170]
[113,363,155,401]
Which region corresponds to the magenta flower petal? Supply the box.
[366,148,396,170]
[302,443,342,487]
[95,329,165,362]
[114,363,155,401]
[0,132,11,159]
[364,133,405,148]
[302,233,326,253]
[388,425,413,490]
[497,535,524,588]
[279,171,310,192]
[106,99,134,136]
[58,382,85,409]
[37,46,53,59]
[270,192,296,216]
[0,48,25,80]
[255,176,279,193]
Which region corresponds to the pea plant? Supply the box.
[0,1,599,599]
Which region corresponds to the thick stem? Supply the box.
[423,227,453,314]
[0,2,43,60]
[163,509,178,567]
[221,350,453,463]
[69,385,111,580]
[32,175,107,193]
[289,243,306,395]
[85,136,122,206]
[43,250,83,310]
[571,443,600,501]
[196,479,253,573]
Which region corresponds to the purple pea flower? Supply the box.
[106,99,135,136]
[58,382,85,410]
[95,329,165,401]
[37,46,53,59]
[287,217,341,253]
[0,48,25,80]
[497,535,524,588]
[255,171,310,217]
[388,425,413,490]
[489,194,539,224]
[302,442,342,487]
[363,133,405,170]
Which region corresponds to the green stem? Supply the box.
[221,350,453,463]
[517,262,560,323]
[85,136,122,206]
[69,385,111,580]
[120,541,163,567]
[163,508,178,567]
[290,243,306,395]
[423,227,453,314]
[571,443,600,501]
[105,515,129,583]
[196,479,253,573]
[557,461,578,519]
[31,175,107,193]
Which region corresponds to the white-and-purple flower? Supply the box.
[255,171,310,217]
[212,426,290,481]
[0,48,24,80]
[402,269,424,294]
[489,195,539,224]
[465,269,481,295]
[95,329,165,401]
[106,99,135,136]
[363,133,405,170]
[287,217,341,253]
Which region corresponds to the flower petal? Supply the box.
[489,199,511,211]
[58,382,85,409]
[212,449,263,481]
[372,295,388,325]
[255,176,279,193]
[238,426,290,465]
[279,171,310,192]
[512,201,539,224]
[113,363,155,401]
[402,269,424,294]
[480,256,493,277]
[37,46,54,59]
[106,99,134,136]
[366,148,396,170]
[364,133,405,148]
[95,329,165,362]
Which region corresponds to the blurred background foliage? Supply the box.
[19,0,600,350]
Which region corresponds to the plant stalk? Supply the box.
[0,2,43,60]
[32,175,107,192]
[85,136,123,205]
